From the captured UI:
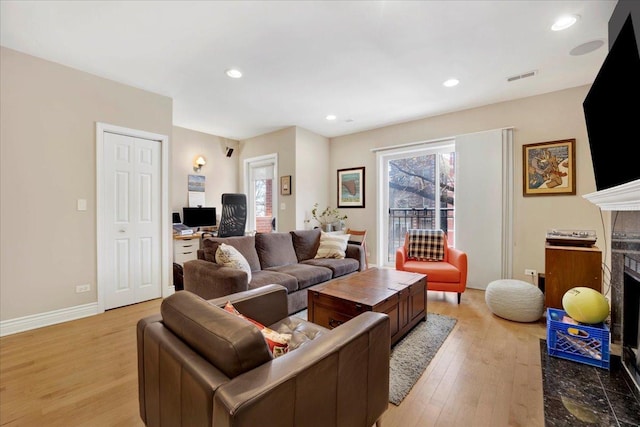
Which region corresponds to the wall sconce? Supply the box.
[193,155,206,172]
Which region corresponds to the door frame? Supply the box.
[243,153,278,233]
[96,122,171,313]
[376,139,455,267]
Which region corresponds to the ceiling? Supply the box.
[0,1,617,140]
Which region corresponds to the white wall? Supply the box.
[239,127,296,231]
[330,85,607,282]
[0,47,173,321]
[239,126,330,232]
[295,127,330,229]
[172,126,239,217]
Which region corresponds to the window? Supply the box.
[376,128,514,286]
[380,142,456,264]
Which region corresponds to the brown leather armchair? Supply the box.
[137,285,390,427]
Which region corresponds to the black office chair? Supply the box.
[218,193,247,237]
[172,263,184,291]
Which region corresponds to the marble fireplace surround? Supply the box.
[584,183,640,343]
[610,211,640,342]
[584,180,640,393]
[609,210,640,393]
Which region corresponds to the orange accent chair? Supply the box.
[395,231,468,304]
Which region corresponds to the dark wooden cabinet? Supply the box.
[544,243,602,309]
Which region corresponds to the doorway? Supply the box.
[375,128,513,286]
[378,140,456,266]
[96,123,170,311]
[245,154,278,233]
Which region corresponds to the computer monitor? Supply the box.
[182,207,216,227]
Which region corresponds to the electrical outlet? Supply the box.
[524,269,537,277]
[76,284,91,293]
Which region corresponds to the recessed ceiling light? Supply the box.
[225,68,242,78]
[570,40,605,56]
[443,78,459,87]
[552,14,580,31]
[326,115,337,121]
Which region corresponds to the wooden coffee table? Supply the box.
[307,268,426,345]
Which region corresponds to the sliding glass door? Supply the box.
[377,129,513,285]
[380,142,456,265]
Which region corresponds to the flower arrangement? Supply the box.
[311,203,347,227]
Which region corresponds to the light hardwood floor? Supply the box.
[0,288,547,427]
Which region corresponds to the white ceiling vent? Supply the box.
[507,70,538,82]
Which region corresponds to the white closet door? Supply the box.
[103,132,162,309]
[455,129,513,289]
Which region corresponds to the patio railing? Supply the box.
[387,208,454,263]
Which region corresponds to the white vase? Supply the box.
[322,223,332,232]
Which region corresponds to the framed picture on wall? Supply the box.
[280,175,291,195]
[523,138,576,196]
[337,167,365,208]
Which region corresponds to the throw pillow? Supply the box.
[314,232,350,259]
[408,229,445,261]
[215,243,252,282]
[223,301,291,358]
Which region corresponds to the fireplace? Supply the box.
[582,0,640,395]
[611,211,640,392]
[622,255,640,390]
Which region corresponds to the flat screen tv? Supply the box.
[583,14,640,192]
[182,207,216,227]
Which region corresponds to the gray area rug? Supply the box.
[389,312,457,405]
[294,310,457,406]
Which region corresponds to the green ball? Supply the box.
[562,287,609,324]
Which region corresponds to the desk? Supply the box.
[173,227,218,265]
[173,233,201,266]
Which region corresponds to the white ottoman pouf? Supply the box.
[485,279,544,323]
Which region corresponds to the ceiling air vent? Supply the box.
[507,70,538,82]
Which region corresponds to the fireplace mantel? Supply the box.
[583,179,640,211]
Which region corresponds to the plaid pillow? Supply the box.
[408,229,445,261]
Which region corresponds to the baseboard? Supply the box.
[0,302,99,337]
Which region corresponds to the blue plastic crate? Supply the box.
[546,308,610,369]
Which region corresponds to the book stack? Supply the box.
[173,223,194,236]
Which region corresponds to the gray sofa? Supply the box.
[183,228,365,314]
